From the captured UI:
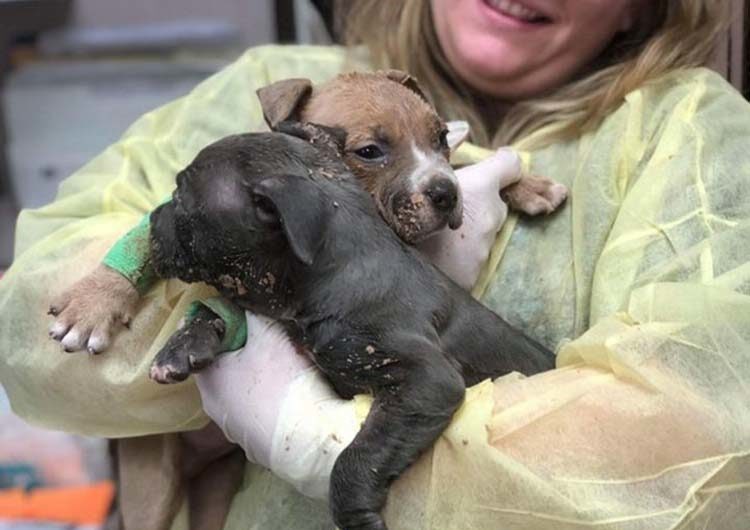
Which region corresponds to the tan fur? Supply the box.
[255,78,313,127]
[181,423,245,530]
[299,72,457,241]
[502,175,568,216]
[262,71,565,228]
[303,71,447,189]
[115,434,183,530]
[49,264,138,353]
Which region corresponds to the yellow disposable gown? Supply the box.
[0,45,749,529]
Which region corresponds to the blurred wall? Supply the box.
[0,0,281,267]
[67,0,274,47]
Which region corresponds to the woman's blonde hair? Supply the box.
[342,0,731,148]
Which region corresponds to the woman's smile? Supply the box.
[479,0,554,28]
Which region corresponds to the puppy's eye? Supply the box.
[354,144,385,161]
[438,129,449,150]
[252,194,280,227]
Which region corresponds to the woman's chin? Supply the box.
[446,42,531,95]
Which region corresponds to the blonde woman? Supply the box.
[1,0,748,529]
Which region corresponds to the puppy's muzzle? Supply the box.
[425,177,463,230]
[425,178,460,224]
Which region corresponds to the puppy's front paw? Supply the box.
[502,174,568,216]
[150,318,223,384]
[48,265,139,354]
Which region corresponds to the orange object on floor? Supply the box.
[0,481,114,525]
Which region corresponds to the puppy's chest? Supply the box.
[209,263,296,318]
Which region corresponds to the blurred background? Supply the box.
[0,0,339,270]
[0,0,747,528]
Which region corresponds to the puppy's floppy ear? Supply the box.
[252,175,332,266]
[256,78,313,128]
[275,120,348,155]
[382,69,430,103]
[445,120,470,152]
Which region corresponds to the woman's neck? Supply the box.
[471,92,512,143]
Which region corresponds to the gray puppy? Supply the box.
[149,122,555,530]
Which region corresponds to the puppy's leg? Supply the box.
[502,174,568,216]
[329,340,465,530]
[186,450,245,530]
[150,305,226,384]
[49,264,139,353]
[116,434,183,530]
[181,422,245,530]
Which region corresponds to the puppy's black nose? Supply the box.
[425,179,458,212]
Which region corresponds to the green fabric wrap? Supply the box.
[185,297,248,352]
[102,213,157,295]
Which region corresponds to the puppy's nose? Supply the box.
[425,178,459,212]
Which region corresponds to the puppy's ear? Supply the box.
[256,78,313,129]
[445,120,470,152]
[382,69,430,103]
[149,201,196,280]
[275,121,348,155]
[252,175,332,266]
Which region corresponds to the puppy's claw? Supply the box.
[87,325,111,355]
[60,328,88,352]
[87,341,106,355]
[49,321,72,341]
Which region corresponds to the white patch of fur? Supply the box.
[408,142,456,192]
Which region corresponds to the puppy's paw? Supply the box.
[502,175,568,216]
[149,361,190,384]
[48,265,139,354]
[150,319,222,384]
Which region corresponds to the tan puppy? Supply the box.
[261,71,566,241]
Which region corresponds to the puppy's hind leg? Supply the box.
[181,422,245,530]
[329,339,465,530]
[186,449,245,530]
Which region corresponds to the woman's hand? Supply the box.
[417,148,522,290]
[194,313,360,500]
